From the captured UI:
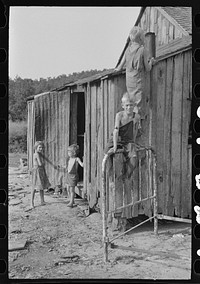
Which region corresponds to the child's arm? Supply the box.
[113,112,121,152]
[143,48,155,72]
[77,157,84,167]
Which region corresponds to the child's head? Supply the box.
[121,92,134,113]
[129,26,145,45]
[34,141,44,153]
[68,144,79,157]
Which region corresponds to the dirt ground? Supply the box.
[8,154,191,280]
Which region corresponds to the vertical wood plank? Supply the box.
[162,18,167,44]
[103,80,108,149]
[181,51,190,217]
[55,93,59,185]
[187,51,192,218]
[108,80,115,139]
[163,57,174,215]
[165,20,170,44]
[70,93,77,144]
[171,53,183,216]
[169,24,174,42]
[87,84,91,193]
[90,84,97,208]
[157,12,162,46]
[156,60,167,213]
[99,80,104,203]
[48,93,53,186]
[114,154,123,216]
[96,82,101,202]
[151,63,158,153]
[83,87,87,197]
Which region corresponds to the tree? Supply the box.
[9,69,110,121]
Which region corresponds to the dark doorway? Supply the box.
[77,93,85,181]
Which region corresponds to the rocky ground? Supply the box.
[8,153,191,280]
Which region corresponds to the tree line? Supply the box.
[9,69,108,121]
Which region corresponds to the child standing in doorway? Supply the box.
[115,26,155,114]
[65,144,84,208]
[31,141,51,209]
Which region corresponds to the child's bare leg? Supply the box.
[67,186,75,207]
[62,186,68,197]
[40,190,45,205]
[30,187,36,208]
[67,185,70,198]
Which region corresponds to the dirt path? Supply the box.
[8,166,191,280]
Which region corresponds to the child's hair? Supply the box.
[34,141,44,151]
[121,92,134,104]
[68,144,79,156]
[129,26,145,45]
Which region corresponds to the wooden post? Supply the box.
[145,33,156,224]
[145,32,156,60]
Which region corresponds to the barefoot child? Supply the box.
[65,144,84,207]
[105,93,140,177]
[115,26,155,114]
[31,141,50,208]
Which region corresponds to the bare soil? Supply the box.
[8,154,191,280]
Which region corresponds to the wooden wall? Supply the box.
[27,100,35,172]
[27,43,192,219]
[85,73,152,212]
[151,49,192,218]
[138,7,187,47]
[84,75,127,208]
[85,49,191,219]
[33,90,70,187]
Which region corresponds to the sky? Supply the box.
[9,7,141,80]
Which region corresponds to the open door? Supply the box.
[77,92,85,182]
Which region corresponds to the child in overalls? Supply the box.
[65,144,84,207]
[105,92,140,178]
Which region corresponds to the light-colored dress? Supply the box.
[125,42,145,107]
[32,153,50,191]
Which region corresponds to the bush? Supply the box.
[9,120,27,153]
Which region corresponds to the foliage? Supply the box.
[9,69,109,121]
[9,120,27,153]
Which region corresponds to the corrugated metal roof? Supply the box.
[160,7,192,34]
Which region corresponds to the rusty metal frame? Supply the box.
[101,147,158,263]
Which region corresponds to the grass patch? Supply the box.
[9,152,27,168]
[9,120,27,153]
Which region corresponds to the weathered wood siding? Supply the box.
[27,100,35,171]
[85,48,191,219]
[86,72,153,214]
[34,90,70,187]
[151,49,192,218]
[27,42,191,219]
[84,75,127,208]
[138,7,188,47]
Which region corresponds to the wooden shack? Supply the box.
[27,6,192,220]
